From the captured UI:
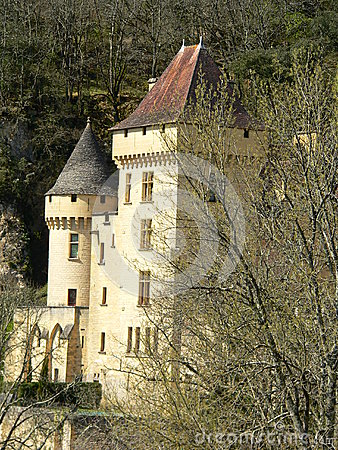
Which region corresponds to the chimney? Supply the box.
[148,78,157,91]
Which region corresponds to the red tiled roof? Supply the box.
[112,44,259,131]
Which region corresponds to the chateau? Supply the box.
[8,42,262,399]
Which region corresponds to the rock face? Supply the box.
[0,119,33,160]
[0,119,33,280]
[0,207,29,278]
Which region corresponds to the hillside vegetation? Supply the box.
[0,0,337,283]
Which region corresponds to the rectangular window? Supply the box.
[141,172,153,201]
[49,195,52,203]
[124,129,128,138]
[102,287,107,305]
[54,368,59,382]
[100,332,105,352]
[127,327,133,353]
[134,327,140,353]
[104,213,109,223]
[68,289,77,306]
[138,271,150,306]
[153,327,158,353]
[99,243,105,264]
[81,336,85,348]
[244,129,249,138]
[100,195,106,204]
[140,219,152,249]
[111,234,115,248]
[71,194,77,202]
[69,234,79,259]
[125,173,131,203]
[142,126,147,135]
[145,327,151,353]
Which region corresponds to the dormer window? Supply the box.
[71,194,77,202]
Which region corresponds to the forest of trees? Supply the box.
[0,1,336,449]
[0,0,337,284]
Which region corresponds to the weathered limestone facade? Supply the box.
[6,42,264,401]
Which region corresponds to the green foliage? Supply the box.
[0,0,336,283]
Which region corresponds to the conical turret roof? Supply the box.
[46,120,114,196]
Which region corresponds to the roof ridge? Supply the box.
[184,46,203,110]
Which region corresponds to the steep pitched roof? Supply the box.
[112,43,255,130]
[46,120,114,196]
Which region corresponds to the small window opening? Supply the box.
[160,124,165,133]
[68,289,77,306]
[99,243,105,264]
[127,327,133,353]
[49,195,52,203]
[134,327,140,353]
[111,234,115,247]
[142,126,147,135]
[244,129,249,138]
[71,194,77,202]
[102,287,107,305]
[100,195,106,204]
[124,129,128,137]
[93,373,100,382]
[54,368,59,382]
[100,332,105,352]
[145,327,151,353]
[81,336,85,348]
[104,212,109,223]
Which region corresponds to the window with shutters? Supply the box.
[141,172,153,201]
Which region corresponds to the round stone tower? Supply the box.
[45,119,116,307]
